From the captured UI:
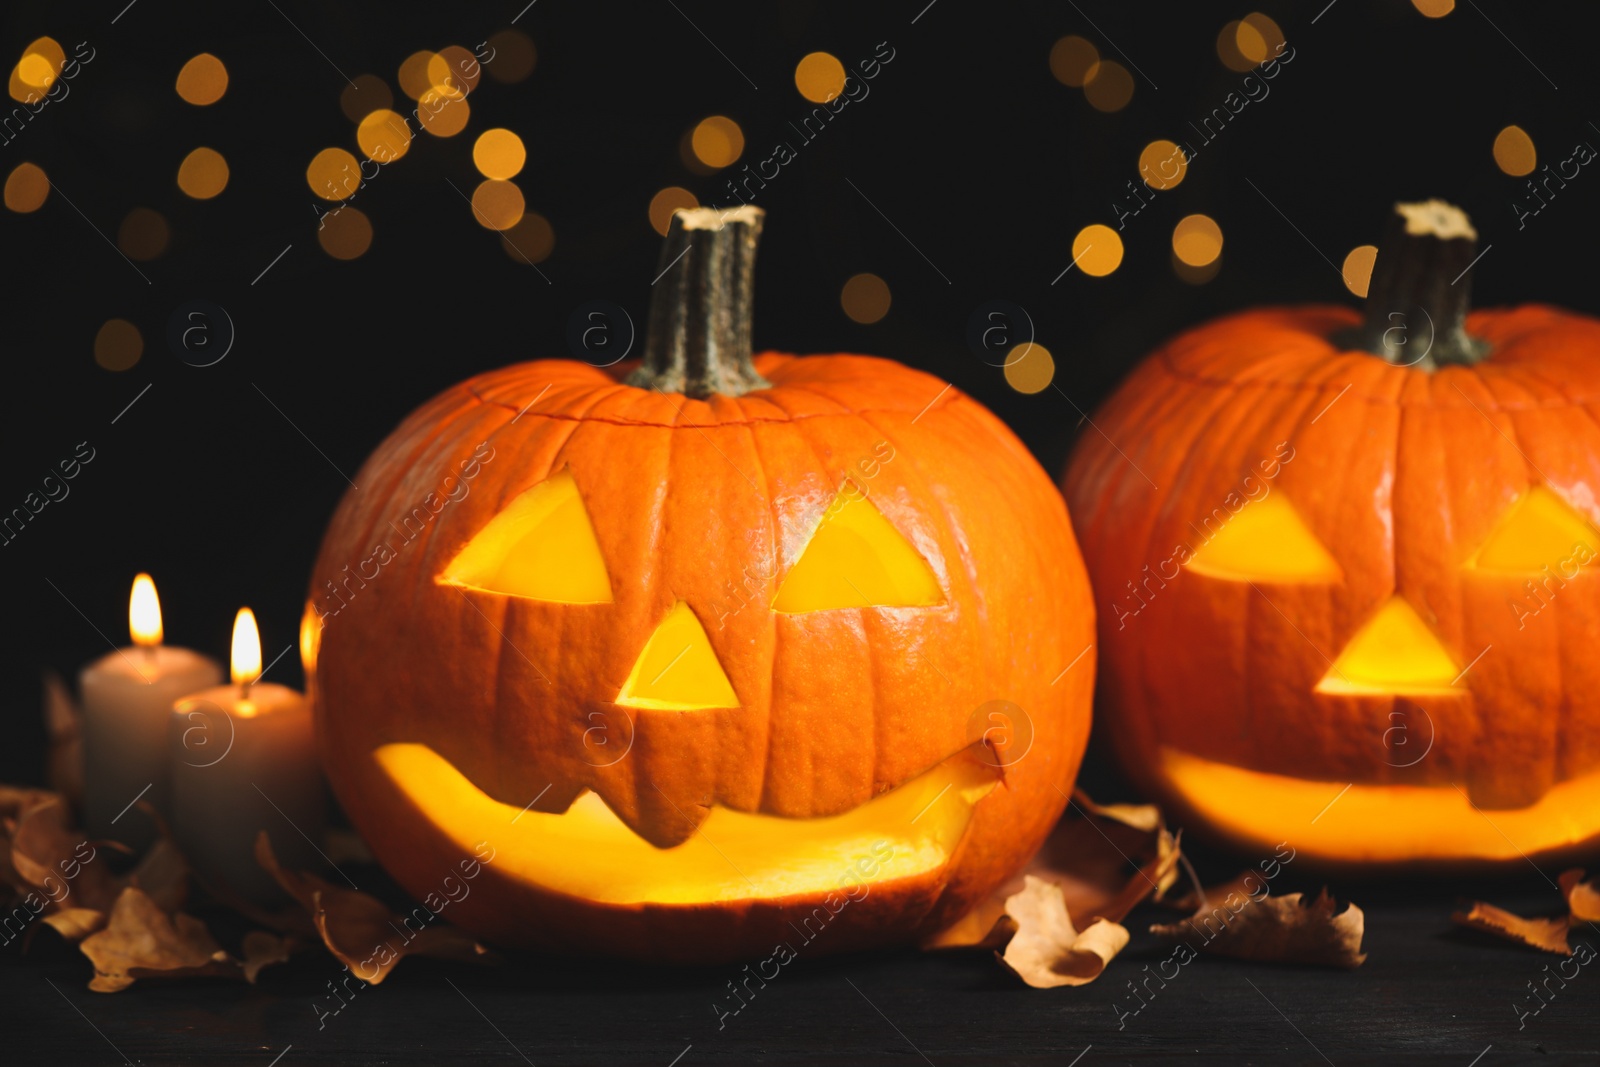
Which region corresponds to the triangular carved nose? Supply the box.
[615,601,738,710]
[1316,596,1460,696]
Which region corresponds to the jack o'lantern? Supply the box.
[306,207,1094,961]
[1065,200,1600,868]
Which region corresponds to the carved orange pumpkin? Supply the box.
[1065,200,1600,868]
[306,207,1095,960]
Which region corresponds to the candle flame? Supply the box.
[231,607,262,687]
[129,573,163,647]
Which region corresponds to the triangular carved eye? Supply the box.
[438,468,613,604]
[1316,596,1459,696]
[1469,486,1600,574]
[771,486,943,614]
[1183,493,1340,583]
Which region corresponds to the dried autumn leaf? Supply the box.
[11,799,118,915]
[1560,869,1600,924]
[43,671,84,808]
[925,790,1179,950]
[0,784,57,825]
[241,930,299,983]
[1452,901,1573,956]
[41,907,105,941]
[79,887,240,992]
[256,832,494,985]
[996,876,1131,988]
[123,838,189,914]
[1152,887,1366,969]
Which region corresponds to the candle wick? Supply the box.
[241,678,253,700]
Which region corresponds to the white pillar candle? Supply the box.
[80,574,221,851]
[170,607,325,906]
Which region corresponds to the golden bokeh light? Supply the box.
[471,179,525,231]
[502,211,555,265]
[4,162,48,212]
[418,88,470,137]
[473,128,526,180]
[1236,13,1286,65]
[318,206,372,260]
[648,186,698,236]
[176,147,229,199]
[118,208,169,261]
[1004,343,1055,395]
[1412,0,1455,16]
[691,116,744,169]
[340,74,393,123]
[794,51,847,103]
[1493,125,1536,176]
[1083,60,1134,112]
[398,50,439,100]
[1172,214,1223,267]
[11,37,65,100]
[307,147,361,200]
[176,53,228,105]
[1342,244,1378,298]
[1049,35,1099,87]
[1173,253,1221,286]
[357,109,412,162]
[1072,223,1124,277]
[840,273,891,325]
[94,319,143,371]
[1216,21,1253,72]
[16,53,55,89]
[1139,139,1188,190]
[429,45,481,98]
[485,29,537,83]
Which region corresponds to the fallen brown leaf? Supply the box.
[997,876,1131,988]
[1560,869,1600,924]
[256,832,494,985]
[79,887,240,992]
[10,799,119,925]
[241,930,300,982]
[1152,888,1367,969]
[1453,900,1573,956]
[925,790,1180,952]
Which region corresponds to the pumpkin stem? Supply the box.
[626,205,772,398]
[1357,199,1490,369]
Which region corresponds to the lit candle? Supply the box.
[169,607,326,906]
[80,574,222,851]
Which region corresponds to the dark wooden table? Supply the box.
[7,861,1595,1066]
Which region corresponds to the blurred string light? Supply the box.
[473,128,525,179]
[175,53,228,105]
[307,147,360,200]
[1413,0,1455,16]
[4,162,48,212]
[648,186,697,235]
[340,74,392,122]
[1218,14,1284,72]
[840,273,891,324]
[1004,343,1055,394]
[691,116,744,169]
[1172,214,1222,267]
[1139,139,1187,190]
[1493,125,1536,176]
[794,52,846,102]
[1072,224,1124,277]
[176,147,228,199]
[1083,61,1133,112]
[484,29,536,83]
[398,50,440,100]
[1342,245,1377,297]
[318,206,372,260]
[10,37,64,101]
[94,319,142,371]
[1049,36,1098,86]
[357,108,412,161]
[501,212,554,265]
[1173,253,1221,285]
[471,179,525,230]
[117,207,168,260]
[429,46,481,96]
[418,87,470,136]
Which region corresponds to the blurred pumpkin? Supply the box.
[1065,200,1600,868]
[306,206,1095,960]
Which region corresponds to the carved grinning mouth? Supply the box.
[374,743,1000,906]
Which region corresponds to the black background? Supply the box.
[3,0,1599,1062]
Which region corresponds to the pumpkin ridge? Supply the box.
[742,417,777,813]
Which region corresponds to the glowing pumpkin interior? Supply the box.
[396,468,984,905]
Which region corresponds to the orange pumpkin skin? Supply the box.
[1065,305,1600,869]
[309,352,1094,961]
